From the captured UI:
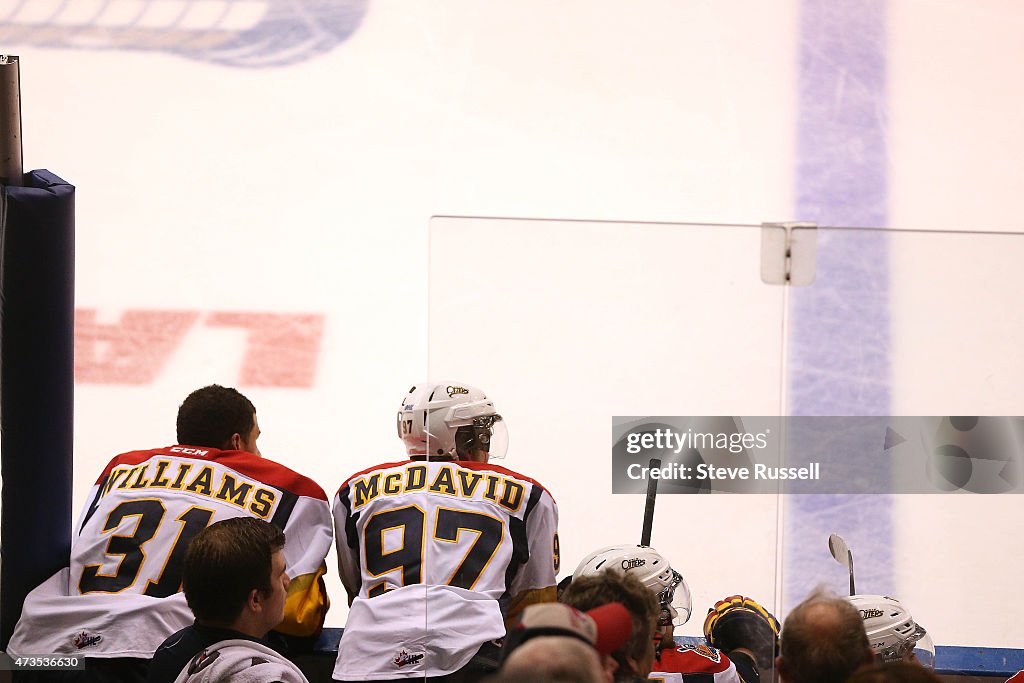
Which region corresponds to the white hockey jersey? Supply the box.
[7,445,332,658]
[332,459,559,680]
[172,639,310,683]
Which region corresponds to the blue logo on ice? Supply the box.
[0,0,368,68]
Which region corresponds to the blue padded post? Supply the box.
[0,170,75,648]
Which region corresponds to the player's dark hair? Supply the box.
[455,424,490,458]
[846,663,943,683]
[176,384,255,449]
[560,569,658,678]
[183,517,285,625]
[779,588,874,683]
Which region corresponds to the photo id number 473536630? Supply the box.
[0,654,84,670]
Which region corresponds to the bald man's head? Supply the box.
[501,635,609,683]
[777,589,873,683]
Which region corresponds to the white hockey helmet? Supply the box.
[397,382,508,459]
[572,544,692,626]
[848,595,929,665]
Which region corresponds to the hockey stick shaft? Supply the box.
[641,458,660,546]
[848,550,856,595]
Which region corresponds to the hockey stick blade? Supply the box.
[828,533,856,595]
[640,458,660,547]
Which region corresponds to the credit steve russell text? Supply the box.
[626,462,821,481]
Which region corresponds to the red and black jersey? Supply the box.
[650,641,742,683]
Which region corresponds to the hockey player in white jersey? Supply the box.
[332,382,559,682]
[7,385,332,683]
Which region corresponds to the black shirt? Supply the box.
[147,621,268,683]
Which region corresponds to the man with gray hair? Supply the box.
[776,588,874,683]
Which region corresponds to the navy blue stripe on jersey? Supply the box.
[338,484,361,550]
[523,482,542,523]
[270,489,298,529]
[501,484,541,600]
[502,515,528,606]
[79,479,107,532]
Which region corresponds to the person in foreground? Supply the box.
[845,662,943,683]
[148,517,309,683]
[775,588,874,683]
[496,601,633,683]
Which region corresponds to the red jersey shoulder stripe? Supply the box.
[95,445,327,500]
[213,451,327,500]
[457,460,554,501]
[95,447,174,482]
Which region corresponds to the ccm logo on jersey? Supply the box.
[169,447,210,456]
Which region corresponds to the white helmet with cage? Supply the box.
[396,382,508,459]
[572,544,692,626]
[848,594,931,666]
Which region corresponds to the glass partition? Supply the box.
[430,218,1024,654]
[782,227,1024,649]
[428,217,787,637]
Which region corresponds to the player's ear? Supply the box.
[229,432,242,450]
[247,587,262,612]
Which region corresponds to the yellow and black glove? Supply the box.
[703,595,780,671]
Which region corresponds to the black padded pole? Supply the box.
[0,169,75,648]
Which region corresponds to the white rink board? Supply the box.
[1,0,1022,650]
